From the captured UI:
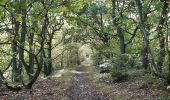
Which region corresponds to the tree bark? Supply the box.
[141,46,149,70]
[117,27,126,54]
[157,0,169,72]
[28,32,34,80]
[111,0,126,54]
[12,20,19,82]
[135,0,150,70]
[46,39,53,76]
[18,8,27,82]
[12,9,20,82]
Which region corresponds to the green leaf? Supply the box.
[15,14,22,22]
[0,0,6,5]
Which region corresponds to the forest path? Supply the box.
[66,61,109,100]
[0,59,167,100]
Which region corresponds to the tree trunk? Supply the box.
[167,50,170,83]
[12,41,18,82]
[46,39,53,76]
[111,0,126,54]
[117,27,125,54]
[18,9,27,82]
[156,0,168,73]
[38,13,49,76]
[12,12,20,82]
[42,48,48,76]
[141,45,149,70]
[165,21,170,83]
[135,0,158,73]
[28,33,34,80]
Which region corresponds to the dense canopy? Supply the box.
[0,0,170,99]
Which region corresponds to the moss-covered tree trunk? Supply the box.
[157,0,168,73]
[12,14,20,82]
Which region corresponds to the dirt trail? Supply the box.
[67,63,108,100]
[0,59,168,100]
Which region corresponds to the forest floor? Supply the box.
[0,60,170,100]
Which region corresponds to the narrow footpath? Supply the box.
[67,63,109,100]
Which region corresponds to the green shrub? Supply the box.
[110,54,137,82]
[112,54,130,69]
[111,67,128,82]
[112,54,142,70]
[145,73,160,86]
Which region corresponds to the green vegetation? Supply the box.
[0,0,170,99]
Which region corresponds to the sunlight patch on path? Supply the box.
[40,69,69,79]
[41,68,89,80]
[52,69,69,78]
[71,70,89,74]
